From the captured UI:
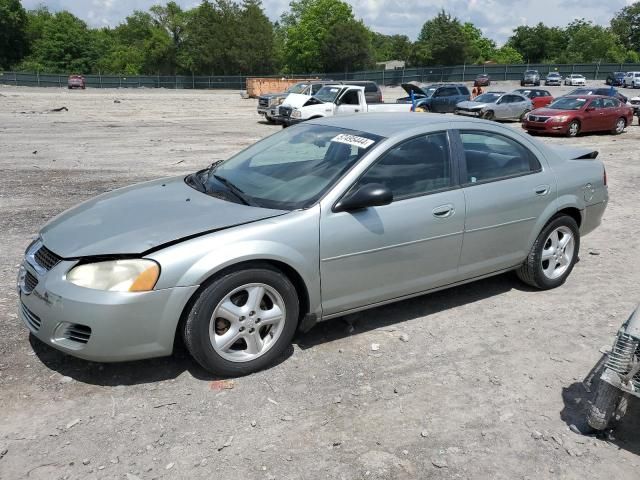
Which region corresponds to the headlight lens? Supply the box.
[291,109,302,119]
[552,115,569,122]
[276,97,284,105]
[66,259,160,292]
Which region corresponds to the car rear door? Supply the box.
[319,132,465,315]
[581,98,604,131]
[452,129,555,279]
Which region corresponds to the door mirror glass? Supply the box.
[334,183,393,212]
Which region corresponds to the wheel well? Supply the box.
[174,260,311,347]
[557,207,582,228]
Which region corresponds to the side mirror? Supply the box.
[334,183,393,213]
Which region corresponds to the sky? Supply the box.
[21,0,634,44]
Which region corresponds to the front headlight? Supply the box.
[66,259,160,292]
[552,115,569,123]
[291,109,302,119]
[276,97,285,106]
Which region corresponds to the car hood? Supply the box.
[401,82,431,97]
[529,107,571,117]
[282,93,313,108]
[260,93,287,100]
[457,100,492,109]
[40,176,288,258]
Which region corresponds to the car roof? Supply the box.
[307,112,491,137]
[562,95,616,100]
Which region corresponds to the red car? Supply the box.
[512,88,553,109]
[474,74,491,87]
[68,75,86,89]
[522,95,633,137]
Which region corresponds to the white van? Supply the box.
[623,71,640,88]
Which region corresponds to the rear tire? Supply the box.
[183,267,300,376]
[516,215,580,290]
[612,117,626,135]
[587,378,622,431]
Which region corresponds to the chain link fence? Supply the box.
[2,63,640,90]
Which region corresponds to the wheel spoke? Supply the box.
[259,304,284,326]
[549,230,560,250]
[541,249,555,261]
[246,285,265,312]
[216,300,243,323]
[543,259,557,276]
[560,252,571,267]
[245,331,264,355]
[558,232,573,250]
[216,325,242,351]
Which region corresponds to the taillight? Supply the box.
[603,167,607,186]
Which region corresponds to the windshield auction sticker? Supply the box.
[331,134,375,149]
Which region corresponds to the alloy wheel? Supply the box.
[209,283,286,362]
[540,226,575,280]
[615,118,626,134]
[568,121,580,137]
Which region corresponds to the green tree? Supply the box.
[611,2,640,52]
[416,11,468,65]
[148,1,186,73]
[506,23,567,63]
[281,0,370,72]
[462,23,495,63]
[237,0,277,74]
[491,45,524,64]
[321,19,371,72]
[564,19,628,63]
[0,0,28,69]
[371,33,411,63]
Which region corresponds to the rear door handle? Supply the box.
[535,185,550,196]
[432,204,455,218]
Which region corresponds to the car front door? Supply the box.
[336,89,362,115]
[431,87,456,112]
[453,129,556,279]
[581,98,603,132]
[319,132,465,316]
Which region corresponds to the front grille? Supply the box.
[63,324,92,344]
[279,106,293,118]
[21,302,41,332]
[34,245,62,271]
[258,97,270,107]
[631,100,640,106]
[529,115,550,122]
[606,332,640,391]
[24,271,38,293]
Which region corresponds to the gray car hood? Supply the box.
[40,176,288,258]
[457,100,492,109]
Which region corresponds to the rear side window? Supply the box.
[438,87,458,96]
[357,132,451,199]
[363,83,378,93]
[603,98,619,108]
[460,131,541,184]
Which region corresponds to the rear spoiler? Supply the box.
[549,145,599,160]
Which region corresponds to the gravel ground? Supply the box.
[1,81,639,480]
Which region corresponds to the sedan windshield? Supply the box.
[287,83,309,94]
[474,93,501,103]
[314,86,343,103]
[548,97,588,110]
[188,124,383,210]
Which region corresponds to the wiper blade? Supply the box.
[212,174,256,206]
[186,172,207,192]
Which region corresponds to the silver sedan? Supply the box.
[455,92,533,121]
[18,114,608,376]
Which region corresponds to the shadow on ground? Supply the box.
[560,360,640,457]
[31,272,526,386]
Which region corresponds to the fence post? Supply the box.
[37,71,40,87]
[14,72,17,86]
[462,63,466,82]
[504,64,507,81]
[99,73,102,89]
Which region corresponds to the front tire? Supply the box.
[483,110,495,120]
[183,267,300,376]
[567,120,580,137]
[587,378,623,431]
[516,215,580,289]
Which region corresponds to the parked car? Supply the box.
[630,95,640,123]
[455,91,532,121]
[17,113,608,375]
[623,71,640,88]
[67,75,85,89]
[564,74,587,86]
[605,72,626,86]
[347,81,383,103]
[474,74,491,87]
[512,88,554,109]
[521,70,541,86]
[258,81,333,123]
[586,304,640,431]
[566,87,628,105]
[395,82,438,104]
[522,95,633,137]
[398,83,470,113]
[279,85,409,126]
[545,72,563,86]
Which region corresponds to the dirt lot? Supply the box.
[1,81,639,480]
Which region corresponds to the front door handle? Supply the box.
[432,204,455,218]
[354,109,360,112]
[535,185,550,196]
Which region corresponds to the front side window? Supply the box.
[189,125,383,210]
[460,131,541,184]
[437,87,458,97]
[287,83,309,94]
[340,90,359,105]
[355,132,451,199]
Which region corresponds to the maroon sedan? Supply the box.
[522,95,633,137]
[67,75,86,89]
[474,74,491,87]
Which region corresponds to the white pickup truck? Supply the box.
[279,85,411,126]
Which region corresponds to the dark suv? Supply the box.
[605,72,626,86]
[413,84,470,113]
[521,70,541,86]
[346,81,383,103]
